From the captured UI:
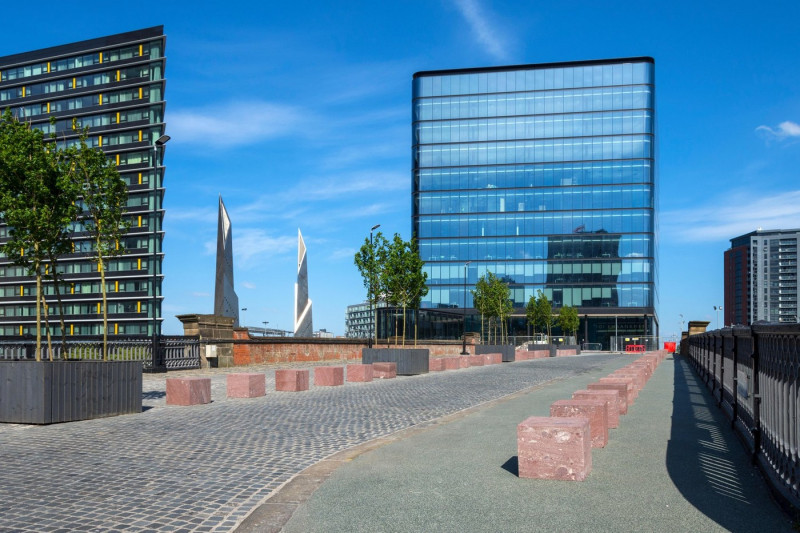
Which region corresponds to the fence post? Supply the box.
[145,333,167,373]
[718,332,725,407]
[732,328,739,428]
[751,328,761,465]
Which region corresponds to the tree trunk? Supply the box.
[50,263,68,356]
[98,238,108,361]
[35,269,42,362]
[402,304,406,347]
[41,291,54,361]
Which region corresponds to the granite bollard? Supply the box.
[550,399,608,448]
[226,373,266,398]
[167,377,212,406]
[314,366,344,386]
[275,369,310,392]
[517,416,592,481]
[346,364,373,382]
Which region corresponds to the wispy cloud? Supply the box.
[662,190,800,243]
[191,291,211,298]
[233,228,297,268]
[452,0,510,61]
[168,100,311,148]
[329,247,357,261]
[755,120,800,142]
[242,281,257,289]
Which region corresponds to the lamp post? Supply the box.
[152,134,170,337]
[713,306,722,329]
[368,224,380,349]
[262,321,269,336]
[461,261,471,355]
[241,308,247,329]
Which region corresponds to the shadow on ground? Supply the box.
[665,356,793,532]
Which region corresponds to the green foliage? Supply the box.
[526,290,553,339]
[382,235,428,344]
[354,231,389,306]
[558,305,580,338]
[0,110,80,360]
[471,271,512,344]
[64,127,131,359]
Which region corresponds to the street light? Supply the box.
[262,321,269,336]
[241,307,247,328]
[713,306,722,329]
[368,224,380,349]
[461,261,472,355]
[151,135,170,337]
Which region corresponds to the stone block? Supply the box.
[459,356,471,368]
[599,376,636,404]
[609,371,644,396]
[586,382,628,415]
[314,366,344,386]
[572,389,619,428]
[468,355,485,367]
[373,362,397,379]
[275,369,310,392]
[550,399,608,448]
[226,373,266,398]
[346,364,373,382]
[515,350,530,361]
[443,356,461,370]
[166,377,211,406]
[429,358,447,371]
[517,416,592,481]
[482,353,502,365]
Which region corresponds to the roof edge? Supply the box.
[413,56,655,79]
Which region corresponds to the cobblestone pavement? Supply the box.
[0,354,624,532]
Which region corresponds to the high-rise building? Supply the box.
[725,229,799,325]
[294,229,313,337]
[412,58,658,347]
[0,27,167,336]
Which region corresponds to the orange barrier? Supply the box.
[625,344,645,353]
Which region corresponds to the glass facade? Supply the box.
[0,27,167,337]
[412,58,658,346]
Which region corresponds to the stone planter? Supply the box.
[476,344,515,362]
[362,348,429,375]
[0,360,142,424]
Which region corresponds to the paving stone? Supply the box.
[0,355,623,532]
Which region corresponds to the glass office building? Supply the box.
[412,58,658,347]
[0,27,167,336]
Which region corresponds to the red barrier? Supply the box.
[625,344,645,353]
[664,342,676,353]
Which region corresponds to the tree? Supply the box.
[534,290,553,341]
[0,110,79,361]
[354,231,389,341]
[65,128,130,360]
[381,234,428,345]
[558,305,580,339]
[471,272,512,344]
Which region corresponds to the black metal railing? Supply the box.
[685,324,800,512]
[0,335,200,371]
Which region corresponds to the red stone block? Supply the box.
[515,350,529,361]
[346,364,373,382]
[459,356,471,368]
[550,399,608,448]
[517,416,592,481]
[572,390,619,428]
[226,373,266,398]
[586,382,628,415]
[530,349,551,359]
[610,371,644,396]
[444,356,461,370]
[314,366,344,386]
[429,358,447,371]
[373,362,397,379]
[468,355,484,367]
[482,353,502,365]
[166,377,211,406]
[597,377,635,406]
[275,369,310,391]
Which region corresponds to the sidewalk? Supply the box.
[267,355,794,533]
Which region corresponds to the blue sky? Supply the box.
[2,1,799,337]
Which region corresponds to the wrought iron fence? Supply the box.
[685,324,800,512]
[0,335,200,371]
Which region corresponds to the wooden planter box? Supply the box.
[0,361,142,424]
[362,348,429,375]
[476,344,515,362]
